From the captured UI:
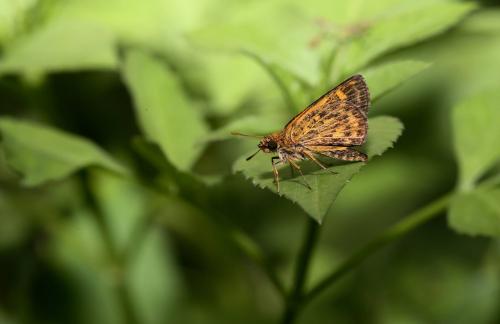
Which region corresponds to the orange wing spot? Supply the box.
[335,90,347,100]
[315,96,329,107]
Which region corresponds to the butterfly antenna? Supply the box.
[246,149,261,161]
[231,132,263,139]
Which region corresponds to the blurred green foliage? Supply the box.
[1,0,500,323]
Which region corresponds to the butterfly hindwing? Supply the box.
[306,145,367,162]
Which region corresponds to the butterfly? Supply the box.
[233,74,370,192]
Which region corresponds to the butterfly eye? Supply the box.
[267,140,278,150]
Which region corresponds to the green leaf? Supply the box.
[0,18,117,75]
[90,170,148,254]
[386,10,500,104]
[239,50,314,113]
[453,89,500,190]
[233,116,403,222]
[0,0,211,75]
[189,1,320,85]
[121,49,208,171]
[0,0,38,44]
[340,2,476,74]
[58,0,206,40]
[448,188,500,237]
[461,8,500,34]
[51,209,126,324]
[363,60,430,100]
[0,117,126,186]
[201,52,276,116]
[126,228,181,324]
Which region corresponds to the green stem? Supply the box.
[281,218,321,324]
[301,193,452,307]
[240,49,297,114]
[80,172,139,324]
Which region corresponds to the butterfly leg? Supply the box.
[288,159,312,190]
[271,156,281,193]
[303,151,338,174]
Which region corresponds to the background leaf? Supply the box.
[0,0,38,44]
[90,170,148,254]
[363,60,430,100]
[448,188,500,237]
[126,228,182,324]
[201,52,277,116]
[51,209,126,324]
[339,2,476,74]
[0,0,207,75]
[233,116,403,222]
[0,117,126,186]
[189,1,321,85]
[453,89,500,190]
[0,18,117,75]
[121,49,208,171]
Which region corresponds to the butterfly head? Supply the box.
[233,132,281,161]
[258,135,279,153]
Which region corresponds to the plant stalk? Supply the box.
[281,218,321,324]
[80,172,139,324]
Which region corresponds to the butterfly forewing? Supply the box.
[284,75,370,146]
